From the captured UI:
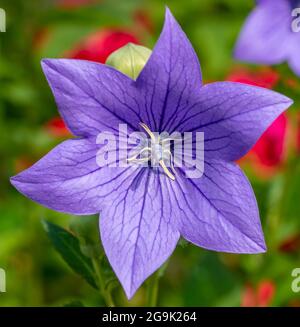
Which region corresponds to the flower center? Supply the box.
[128,123,176,181]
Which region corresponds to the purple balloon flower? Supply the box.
[234,0,300,76]
[11,8,293,299]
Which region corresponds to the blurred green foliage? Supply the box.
[0,0,300,307]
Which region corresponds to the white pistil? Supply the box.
[127,123,176,181]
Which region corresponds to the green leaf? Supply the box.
[183,252,241,306]
[42,220,97,289]
[69,215,102,259]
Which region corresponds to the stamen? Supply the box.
[162,149,176,176]
[159,160,176,181]
[129,157,150,164]
[127,122,176,181]
[139,123,156,142]
[127,147,151,162]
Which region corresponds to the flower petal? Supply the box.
[136,7,202,132]
[176,82,292,161]
[234,0,292,64]
[288,35,300,76]
[42,59,142,137]
[176,160,266,253]
[100,169,180,299]
[11,138,138,215]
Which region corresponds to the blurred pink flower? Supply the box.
[242,280,276,307]
[241,284,256,307]
[66,29,139,63]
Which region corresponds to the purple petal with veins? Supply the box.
[100,169,180,299]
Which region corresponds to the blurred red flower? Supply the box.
[133,9,154,34]
[14,156,34,174]
[66,29,139,63]
[227,67,279,89]
[241,280,275,307]
[279,233,300,253]
[283,77,300,91]
[251,113,288,167]
[257,280,276,307]
[241,112,288,178]
[45,117,70,137]
[228,68,288,176]
[33,28,50,50]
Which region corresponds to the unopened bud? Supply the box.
[106,43,152,80]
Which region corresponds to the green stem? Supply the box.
[146,262,169,307]
[92,258,115,307]
[147,271,160,307]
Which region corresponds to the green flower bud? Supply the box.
[106,43,152,80]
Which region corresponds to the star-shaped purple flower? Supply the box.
[234,0,300,76]
[11,8,293,299]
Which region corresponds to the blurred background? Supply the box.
[0,0,300,307]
